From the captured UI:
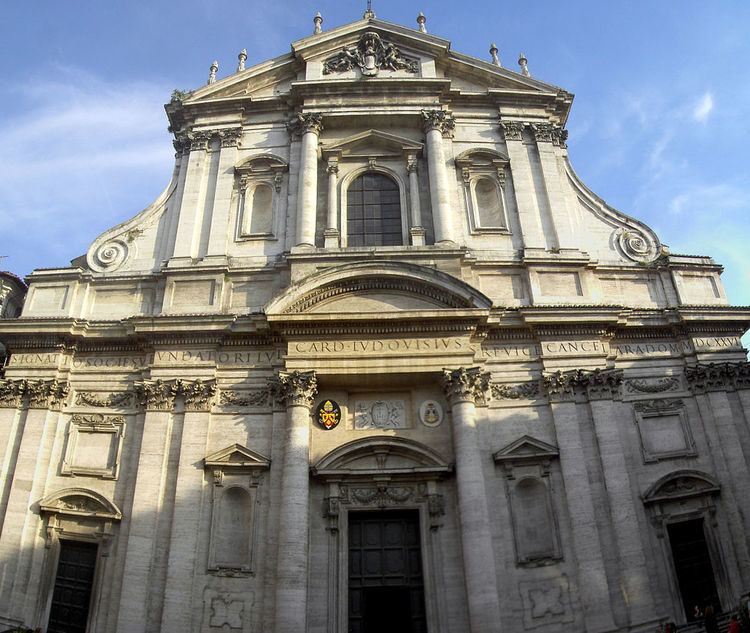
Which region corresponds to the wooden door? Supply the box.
[47,540,98,633]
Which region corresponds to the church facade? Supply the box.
[1,10,750,633]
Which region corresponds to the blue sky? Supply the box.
[0,1,748,314]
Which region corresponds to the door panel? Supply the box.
[348,510,426,633]
[47,540,98,633]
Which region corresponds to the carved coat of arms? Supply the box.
[323,31,418,77]
[317,399,341,430]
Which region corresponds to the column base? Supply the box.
[323,228,340,249]
[410,227,426,246]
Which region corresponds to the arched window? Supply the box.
[347,173,402,246]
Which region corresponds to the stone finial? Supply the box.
[313,12,323,34]
[208,60,219,84]
[489,43,501,67]
[363,0,375,19]
[237,49,247,72]
[518,52,531,77]
[417,12,427,33]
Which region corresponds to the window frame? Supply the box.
[340,166,409,248]
[455,149,511,234]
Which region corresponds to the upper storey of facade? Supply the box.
[14,12,740,329]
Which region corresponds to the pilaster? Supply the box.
[205,130,242,257]
[543,370,617,632]
[173,131,213,258]
[498,120,546,251]
[160,380,216,633]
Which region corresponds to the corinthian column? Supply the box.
[269,370,318,633]
[422,110,455,244]
[290,113,323,247]
[442,367,502,633]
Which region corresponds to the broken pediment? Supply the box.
[204,443,271,470]
[322,129,422,160]
[312,436,452,479]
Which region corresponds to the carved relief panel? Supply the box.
[61,413,126,480]
[633,399,697,463]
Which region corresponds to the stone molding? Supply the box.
[685,362,750,394]
[543,368,623,402]
[442,367,490,404]
[322,31,418,76]
[268,370,318,408]
[491,381,541,400]
[74,391,134,408]
[421,109,455,137]
[0,378,69,410]
[625,377,680,394]
[133,378,217,412]
[219,389,270,408]
[287,112,324,137]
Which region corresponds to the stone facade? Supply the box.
[1,11,749,633]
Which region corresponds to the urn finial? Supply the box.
[518,52,531,77]
[417,12,427,33]
[489,43,501,67]
[208,60,219,84]
[313,12,323,34]
[237,49,247,72]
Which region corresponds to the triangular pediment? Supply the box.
[204,443,270,469]
[322,130,422,159]
[493,435,560,464]
[181,17,565,105]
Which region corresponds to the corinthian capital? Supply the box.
[180,379,217,412]
[0,379,27,408]
[268,371,318,408]
[134,379,178,412]
[28,380,70,410]
[498,120,525,141]
[442,367,490,404]
[287,112,324,137]
[421,110,455,137]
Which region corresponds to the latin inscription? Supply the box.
[292,338,468,355]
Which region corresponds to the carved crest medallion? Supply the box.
[418,400,444,427]
[322,31,418,77]
[317,399,341,430]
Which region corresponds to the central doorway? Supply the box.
[667,519,721,620]
[348,510,426,633]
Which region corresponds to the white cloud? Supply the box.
[0,67,175,273]
[692,92,714,122]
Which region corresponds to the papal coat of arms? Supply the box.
[317,399,341,430]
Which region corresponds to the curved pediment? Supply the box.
[312,436,452,478]
[642,470,720,505]
[265,261,492,316]
[39,487,122,520]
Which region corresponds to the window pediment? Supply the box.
[204,443,271,471]
[39,488,122,521]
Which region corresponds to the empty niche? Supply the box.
[493,436,562,565]
[213,487,252,568]
[474,177,505,228]
[512,477,557,561]
[204,443,270,575]
[245,184,274,235]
